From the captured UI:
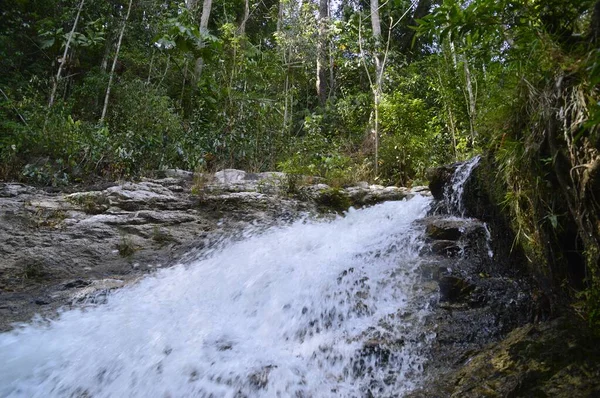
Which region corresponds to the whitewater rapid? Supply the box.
[0,195,432,397]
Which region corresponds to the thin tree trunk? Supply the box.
[100,0,133,123]
[283,71,289,134]
[194,0,213,79]
[448,39,458,68]
[100,35,113,72]
[158,54,170,87]
[180,58,189,106]
[373,91,380,177]
[200,0,212,31]
[370,0,382,177]
[146,50,154,85]
[371,0,383,85]
[328,1,335,102]
[316,0,328,106]
[462,54,476,145]
[239,0,250,35]
[277,0,284,32]
[49,0,85,107]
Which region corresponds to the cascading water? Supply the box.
[441,155,493,258]
[443,155,481,217]
[0,196,433,398]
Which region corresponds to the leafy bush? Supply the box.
[278,126,365,186]
[105,79,185,175]
[378,90,448,185]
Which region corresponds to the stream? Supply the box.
[0,194,437,397]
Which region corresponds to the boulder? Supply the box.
[214,169,247,183]
[438,275,475,303]
[425,220,463,241]
[0,178,315,331]
[423,317,600,397]
[160,169,194,180]
[426,164,457,200]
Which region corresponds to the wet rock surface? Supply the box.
[416,215,534,373]
[425,164,458,201]
[411,160,600,398]
[413,316,600,397]
[0,172,426,331]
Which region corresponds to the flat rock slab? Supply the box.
[421,216,486,240]
[0,172,419,331]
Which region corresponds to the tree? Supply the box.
[194,0,213,77]
[100,0,134,123]
[316,0,329,105]
[49,0,86,108]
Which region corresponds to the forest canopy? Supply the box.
[0,0,598,189]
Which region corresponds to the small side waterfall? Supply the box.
[443,155,481,217]
[0,196,434,397]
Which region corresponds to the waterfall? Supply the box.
[443,155,481,217]
[440,156,493,258]
[0,196,433,398]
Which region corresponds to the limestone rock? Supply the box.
[214,169,247,183]
[161,169,194,180]
[0,174,420,331]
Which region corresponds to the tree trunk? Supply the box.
[100,0,133,123]
[239,0,250,35]
[329,38,335,99]
[591,0,600,42]
[316,0,328,106]
[462,54,477,145]
[200,0,212,31]
[370,0,382,39]
[277,0,284,32]
[370,0,383,83]
[49,0,85,107]
[194,0,213,79]
[370,0,382,177]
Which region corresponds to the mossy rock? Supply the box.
[421,317,600,398]
[67,192,110,214]
[314,188,351,213]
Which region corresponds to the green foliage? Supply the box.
[378,88,447,185]
[105,79,185,175]
[156,5,218,57]
[421,0,600,324]
[278,128,364,187]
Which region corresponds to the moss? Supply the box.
[117,235,137,257]
[151,226,176,246]
[442,318,600,397]
[67,193,109,214]
[315,188,351,214]
[21,261,46,280]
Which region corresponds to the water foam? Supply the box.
[443,155,481,216]
[0,196,432,397]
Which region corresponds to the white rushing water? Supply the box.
[0,195,433,398]
[443,155,481,217]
